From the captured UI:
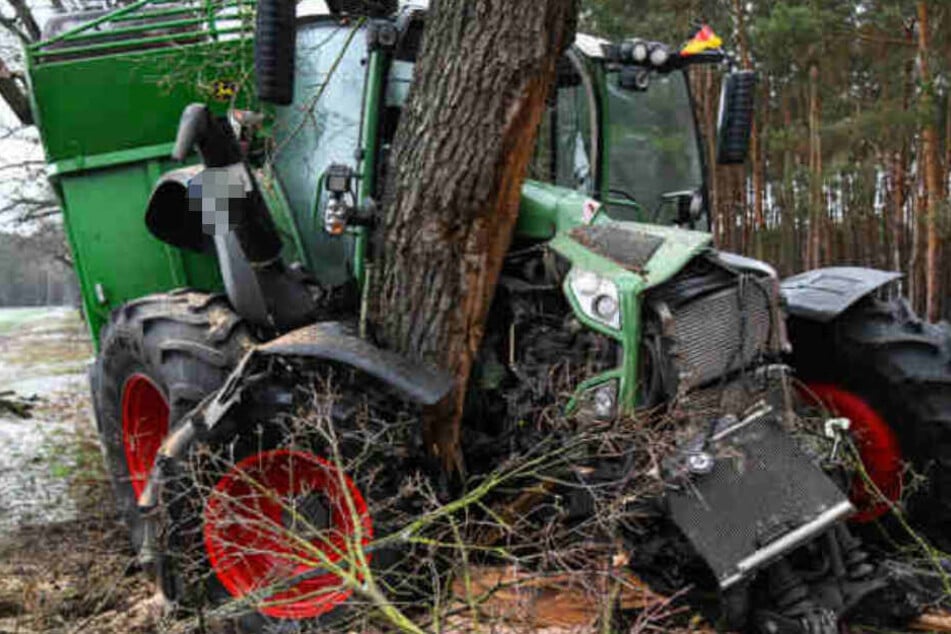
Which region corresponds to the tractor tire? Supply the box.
[788,295,951,549]
[91,291,251,551]
[157,365,426,632]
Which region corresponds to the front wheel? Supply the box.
[156,365,429,631]
[788,295,951,549]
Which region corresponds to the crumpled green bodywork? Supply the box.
[517,180,712,413]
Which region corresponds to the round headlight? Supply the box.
[649,45,670,67]
[593,384,616,419]
[631,40,649,63]
[593,294,619,321]
[574,270,601,295]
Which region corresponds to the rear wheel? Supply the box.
[92,291,251,550]
[788,295,951,548]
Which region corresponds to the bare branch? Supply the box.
[3,0,41,41]
[0,14,31,45]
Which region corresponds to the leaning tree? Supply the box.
[371,0,578,474]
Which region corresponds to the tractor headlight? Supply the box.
[630,39,649,63]
[569,268,621,329]
[649,44,670,67]
[577,380,619,421]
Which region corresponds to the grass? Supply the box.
[0,307,56,334]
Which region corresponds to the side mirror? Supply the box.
[716,70,756,165]
[255,0,296,105]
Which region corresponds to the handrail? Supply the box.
[31,25,249,59]
[31,0,254,53]
[30,0,155,51]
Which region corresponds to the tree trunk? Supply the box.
[5,0,41,41]
[808,62,822,269]
[697,66,720,246]
[371,0,577,473]
[0,58,33,125]
[917,1,942,321]
[732,0,763,251]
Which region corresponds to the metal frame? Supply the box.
[30,0,254,61]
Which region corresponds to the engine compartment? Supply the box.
[465,243,787,441]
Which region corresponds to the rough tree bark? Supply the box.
[371,0,577,472]
[917,1,942,321]
[0,58,32,125]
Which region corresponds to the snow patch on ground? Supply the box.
[0,306,92,533]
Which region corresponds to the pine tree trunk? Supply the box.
[371,0,577,472]
[917,1,942,321]
[694,67,721,246]
[808,63,822,269]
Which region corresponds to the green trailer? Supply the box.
[26,0,256,340]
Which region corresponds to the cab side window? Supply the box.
[530,56,595,195]
[271,21,367,285]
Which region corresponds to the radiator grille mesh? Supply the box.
[669,281,775,391]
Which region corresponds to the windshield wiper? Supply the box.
[608,188,640,205]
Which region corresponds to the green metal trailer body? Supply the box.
[26,2,256,343]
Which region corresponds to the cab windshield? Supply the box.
[604,70,705,227]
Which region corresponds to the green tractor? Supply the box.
[24,0,951,631]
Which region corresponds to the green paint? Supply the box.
[48,142,176,177]
[516,180,606,239]
[29,38,253,163]
[258,166,308,266]
[352,49,386,289]
[30,0,155,49]
[57,162,222,343]
[550,220,711,412]
[26,1,245,342]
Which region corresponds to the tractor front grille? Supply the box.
[672,283,774,390]
[646,257,780,396]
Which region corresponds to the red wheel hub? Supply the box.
[203,449,373,619]
[121,374,170,499]
[802,383,904,522]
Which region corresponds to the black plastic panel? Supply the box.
[569,224,664,271]
[666,411,851,587]
[781,267,902,323]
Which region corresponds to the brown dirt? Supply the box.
[0,387,163,634]
[0,516,159,634]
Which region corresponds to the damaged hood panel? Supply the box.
[551,220,712,292]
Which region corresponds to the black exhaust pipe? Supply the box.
[255,0,296,105]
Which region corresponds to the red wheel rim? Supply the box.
[121,374,170,499]
[203,449,373,619]
[802,383,904,522]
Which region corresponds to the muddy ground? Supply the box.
[0,308,160,633]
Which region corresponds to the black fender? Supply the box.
[258,321,452,406]
[136,320,450,572]
[780,267,902,323]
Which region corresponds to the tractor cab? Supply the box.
[536,35,710,228]
[265,8,753,291]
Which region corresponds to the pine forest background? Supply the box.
[584,0,951,321]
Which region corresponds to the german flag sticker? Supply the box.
[680,24,723,56]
